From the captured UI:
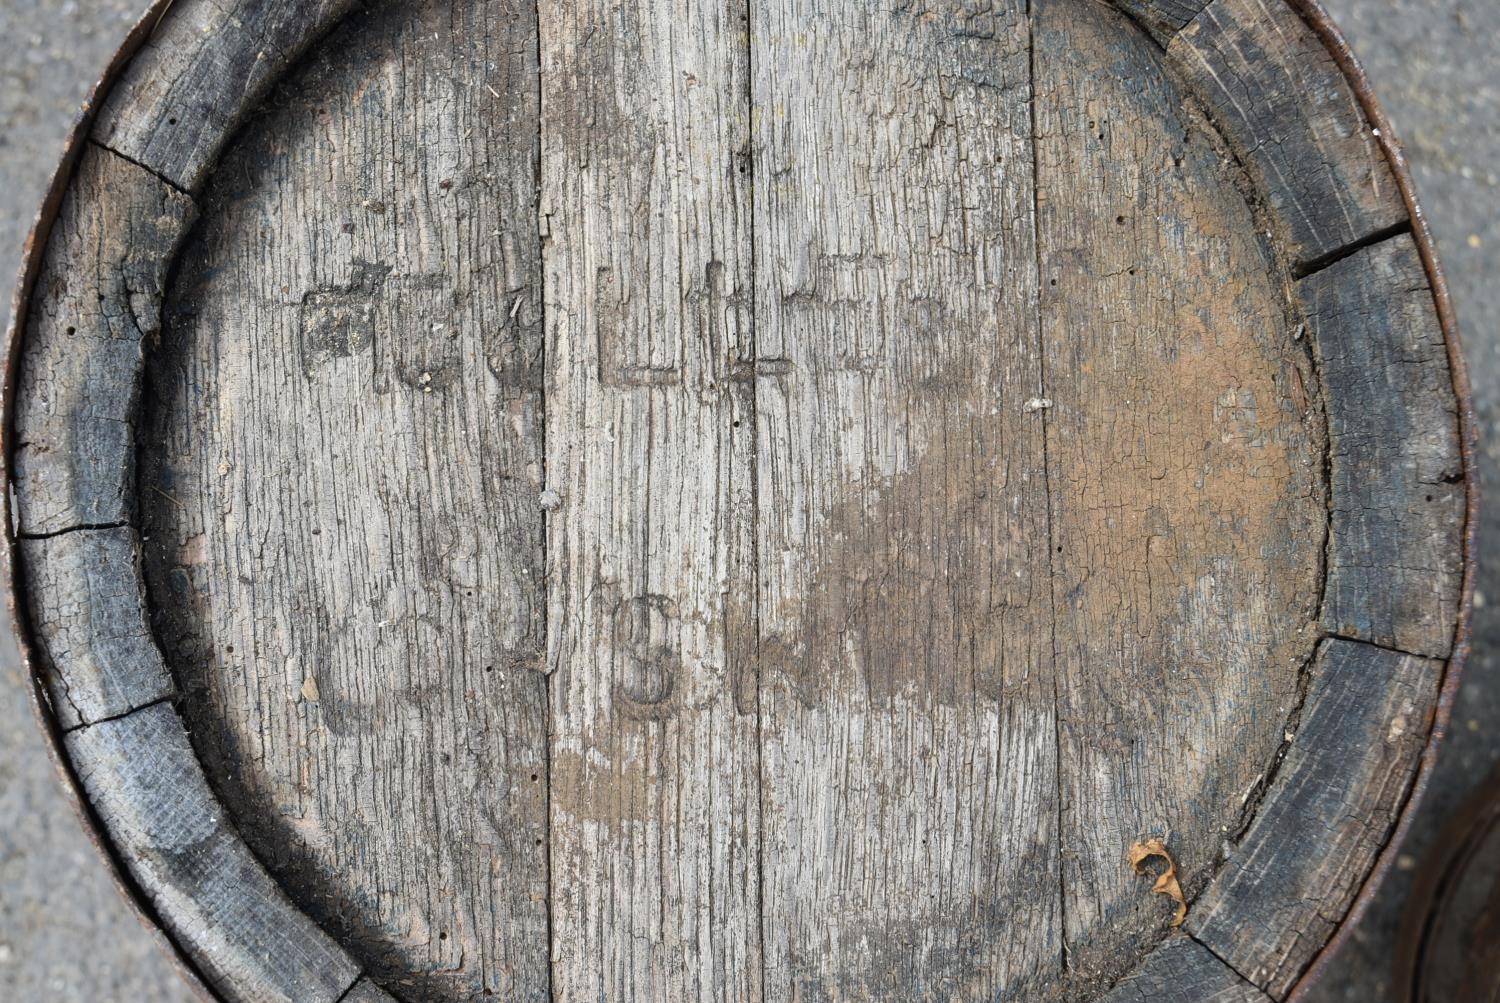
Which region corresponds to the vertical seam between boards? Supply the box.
[742,0,768,997]
[1025,0,1070,977]
[534,0,555,997]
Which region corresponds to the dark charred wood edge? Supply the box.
[338,977,402,1003]
[1165,0,1409,271]
[1275,2,1477,998]
[90,0,365,193]
[2,5,216,997]
[0,2,380,1002]
[65,702,361,1002]
[1102,0,1476,997]
[1187,639,1444,997]
[20,527,176,731]
[1097,934,1271,1002]
[0,1,1474,1001]
[1108,0,1213,46]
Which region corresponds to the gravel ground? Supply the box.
[0,1,1494,1000]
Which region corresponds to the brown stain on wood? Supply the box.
[759,393,1048,711]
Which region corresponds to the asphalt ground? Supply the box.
[0,1,1494,999]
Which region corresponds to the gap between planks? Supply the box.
[741,0,768,997]
[1025,0,1071,977]
[15,520,130,541]
[87,138,191,199]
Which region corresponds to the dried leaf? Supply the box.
[1129,837,1188,928]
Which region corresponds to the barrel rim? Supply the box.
[2,4,214,998]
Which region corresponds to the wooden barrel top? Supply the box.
[2,0,1474,1001]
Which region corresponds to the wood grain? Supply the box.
[1188,638,1442,997]
[750,1,1059,998]
[91,0,359,193]
[538,0,760,998]
[1299,235,1464,658]
[139,3,550,999]
[1033,0,1323,991]
[1098,935,1270,1003]
[20,527,173,730]
[13,145,194,537]
[1108,0,1213,45]
[338,978,399,1003]
[65,702,360,1003]
[1167,0,1408,271]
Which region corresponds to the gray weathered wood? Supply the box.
[338,978,399,1003]
[20,527,172,730]
[65,702,360,1003]
[751,1,1059,998]
[138,3,550,999]
[1168,0,1408,270]
[538,0,760,999]
[1189,638,1442,997]
[91,0,359,193]
[13,145,194,537]
[1034,0,1323,991]
[1099,935,1270,1003]
[1299,235,1464,658]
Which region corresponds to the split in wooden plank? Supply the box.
[1034,0,1323,992]
[13,145,194,537]
[90,0,361,193]
[539,0,760,998]
[20,527,173,730]
[337,978,400,1003]
[1098,935,1271,1003]
[1167,0,1408,270]
[1299,234,1464,658]
[65,702,361,1003]
[1108,0,1214,46]
[1188,637,1442,998]
[138,2,551,998]
[751,0,1060,998]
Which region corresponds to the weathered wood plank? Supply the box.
[1167,0,1408,270]
[138,2,550,999]
[1099,935,1270,1003]
[750,1,1058,998]
[338,978,398,1003]
[538,1,760,999]
[91,0,359,193]
[1299,235,1463,658]
[20,527,173,730]
[1108,0,1213,46]
[1188,638,1442,997]
[65,702,360,1003]
[1033,1,1324,991]
[13,145,194,537]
